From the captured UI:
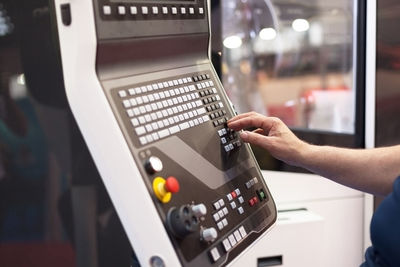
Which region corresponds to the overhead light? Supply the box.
[259,27,276,40]
[292,18,310,32]
[223,35,242,49]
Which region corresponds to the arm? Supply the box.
[228,112,400,196]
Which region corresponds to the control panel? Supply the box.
[54,0,277,266]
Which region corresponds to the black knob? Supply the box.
[167,205,200,239]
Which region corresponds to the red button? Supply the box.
[231,191,237,199]
[249,198,255,207]
[165,176,180,193]
[253,197,258,204]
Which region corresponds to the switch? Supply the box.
[153,176,180,203]
[201,227,218,242]
[192,204,207,217]
[145,156,163,174]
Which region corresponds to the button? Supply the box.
[213,213,220,222]
[181,7,186,14]
[172,7,177,14]
[119,90,127,98]
[246,181,252,189]
[231,191,237,199]
[235,188,241,196]
[118,6,126,15]
[142,6,148,14]
[222,207,228,215]
[218,199,225,207]
[213,201,220,210]
[189,7,195,14]
[222,238,232,252]
[253,177,259,184]
[103,5,111,15]
[228,234,237,246]
[217,221,224,231]
[218,210,224,218]
[234,230,242,242]
[249,198,255,207]
[226,193,233,201]
[162,6,168,14]
[230,201,237,209]
[144,156,163,174]
[192,204,207,217]
[209,247,220,262]
[130,6,138,14]
[152,176,180,203]
[199,7,204,14]
[202,227,218,242]
[238,196,244,204]
[239,226,247,238]
[222,218,228,227]
[135,126,146,136]
[238,207,244,214]
[152,6,158,14]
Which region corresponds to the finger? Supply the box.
[239,131,271,150]
[229,114,275,133]
[253,128,264,135]
[227,112,258,123]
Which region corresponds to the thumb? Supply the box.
[240,131,271,150]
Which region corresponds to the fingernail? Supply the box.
[240,131,248,140]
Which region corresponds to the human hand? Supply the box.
[227,112,308,167]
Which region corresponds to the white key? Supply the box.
[199,117,203,123]
[174,88,180,95]
[239,226,247,238]
[197,108,206,115]
[199,7,204,14]
[142,6,148,14]
[187,77,193,82]
[168,117,174,124]
[127,109,134,117]
[172,98,178,105]
[150,113,157,121]
[182,104,188,111]
[154,93,160,100]
[157,121,164,128]
[164,91,170,97]
[123,100,131,108]
[188,111,194,118]
[187,94,192,101]
[139,106,146,114]
[187,103,193,109]
[163,119,170,127]
[219,102,224,108]
[194,119,199,125]
[193,110,198,116]
[160,92,165,99]
[178,114,184,121]
[103,5,112,15]
[130,6,138,15]
[141,86,147,93]
[145,124,153,132]
[145,104,152,113]
[169,125,180,134]
[151,122,158,130]
[148,94,155,102]
[162,110,168,117]
[146,134,153,143]
[156,111,163,119]
[147,85,153,91]
[183,113,189,120]
[162,100,168,107]
[156,102,163,109]
[118,6,126,15]
[119,90,127,98]
[182,95,188,102]
[213,88,217,94]
[163,82,169,88]
[167,108,173,115]
[152,6,158,14]
[162,6,168,14]
[145,114,151,122]
[142,95,149,103]
[177,106,183,112]
[168,81,174,87]
[158,82,164,89]
[195,100,202,106]
[178,79,183,85]
[173,116,179,123]
[189,85,196,91]
[179,87,185,94]
[222,218,228,227]
[151,103,158,110]
[173,80,178,86]
[131,118,139,126]
[203,115,210,122]
[183,78,188,83]
[133,108,140,116]
[189,120,194,127]
[136,97,143,105]
[158,129,169,138]
[135,126,146,135]
[152,132,159,141]
[138,116,146,124]
[130,98,137,106]
[228,235,237,246]
[234,230,242,242]
[222,239,232,252]
[210,81,214,86]
[172,107,178,114]
[216,95,221,101]
[128,88,136,95]
[179,122,189,130]
[169,89,175,96]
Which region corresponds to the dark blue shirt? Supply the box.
[361,176,400,267]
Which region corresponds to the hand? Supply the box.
[227,112,308,166]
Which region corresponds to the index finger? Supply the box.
[228,113,275,133]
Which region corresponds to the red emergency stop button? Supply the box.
[165,176,180,193]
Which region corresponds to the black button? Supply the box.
[61,4,72,26]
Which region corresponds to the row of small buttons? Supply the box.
[213,199,229,231]
[209,226,248,262]
[103,5,204,16]
[245,177,259,189]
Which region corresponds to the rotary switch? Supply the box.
[191,204,207,217]
[145,156,163,174]
[201,227,218,243]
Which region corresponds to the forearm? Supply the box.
[299,144,400,196]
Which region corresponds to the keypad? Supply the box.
[101,3,206,21]
[116,73,228,146]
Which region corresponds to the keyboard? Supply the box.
[115,72,231,147]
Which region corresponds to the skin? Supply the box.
[228,112,400,196]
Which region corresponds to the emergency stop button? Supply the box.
[153,176,180,203]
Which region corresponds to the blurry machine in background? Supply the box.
[212,1,369,266]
